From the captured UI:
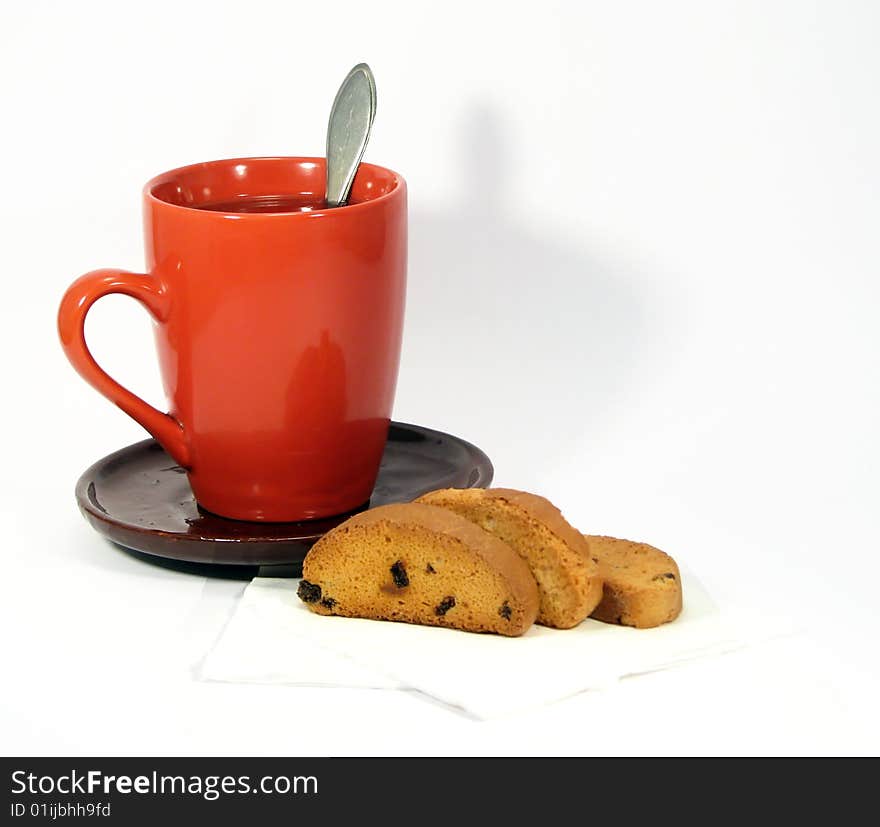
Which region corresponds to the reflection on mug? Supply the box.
[285,330,389,507]
[286,329,349,458]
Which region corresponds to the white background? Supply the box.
[1,0,878,755]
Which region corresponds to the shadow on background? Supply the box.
[399,104,656,481]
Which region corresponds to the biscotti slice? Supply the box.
[586,535,683,628]
[415,488,602,629]
[298,503,539,636]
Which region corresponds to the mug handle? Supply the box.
[58,268,190,468]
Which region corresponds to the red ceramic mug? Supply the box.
[58,157,407,521]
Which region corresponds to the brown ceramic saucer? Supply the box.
[75,422,493,577]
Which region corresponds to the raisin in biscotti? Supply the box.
[415,488,602,629]
[585,535,683,628]
[298,503,539,636]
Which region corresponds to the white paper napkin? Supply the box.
[198,580,400,690]
[199,572,791,718]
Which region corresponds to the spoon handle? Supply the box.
[325,63,377,208]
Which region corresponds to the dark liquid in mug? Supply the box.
[196,194,326,213]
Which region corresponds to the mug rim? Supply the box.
[144,156,404,218]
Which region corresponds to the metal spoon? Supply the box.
[325,63,377,208]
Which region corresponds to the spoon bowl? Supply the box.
[325,63,377,208]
